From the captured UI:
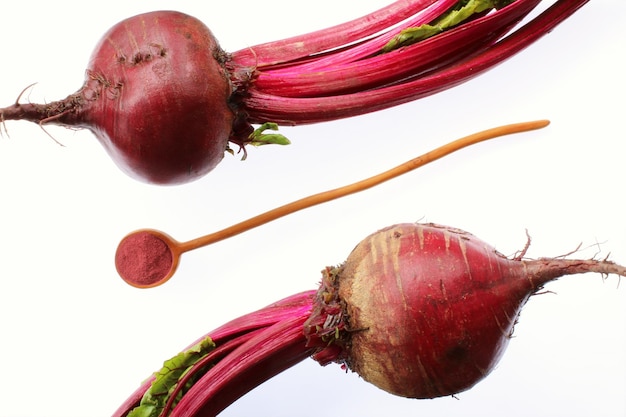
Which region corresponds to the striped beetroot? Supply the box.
[0,0,588,184]
[113,223,625,417]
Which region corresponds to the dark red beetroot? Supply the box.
[113,223,625,416]
[332,223,545,398]
[1,11,234,184]
[323,223,622,398]
[83,11,234,184]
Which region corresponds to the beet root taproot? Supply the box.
[308,222,624,399]
[1,11,235,184]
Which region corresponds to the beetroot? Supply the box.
[113,222,625,416]
[82,12,234,184]
[0,1,590,184]
[1,11,234,184]
[331,223,587,398]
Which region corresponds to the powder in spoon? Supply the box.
[115,231,173,287]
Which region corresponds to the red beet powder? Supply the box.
[115,231,173,287]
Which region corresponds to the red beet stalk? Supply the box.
[113,223,625,417]
[0,0,590,185]
[229,0,445,68]
[243,0,530,98]
[112,291,316,417]
[240,0,588,124]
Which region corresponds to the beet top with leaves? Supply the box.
[0,0,588,184]
[112,222,625,417]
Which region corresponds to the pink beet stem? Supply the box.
[230,0,439,68]
[250,0,531,98]
[253,0,459,75]
[111,291,315,417]
[160,330,265,416]
[241,0,589,124]
[171,313,312,417]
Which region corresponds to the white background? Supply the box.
[1,1,625,416]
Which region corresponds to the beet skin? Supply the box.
[1,11,235,185]
[80,11,235,184]
[331,223,619,398]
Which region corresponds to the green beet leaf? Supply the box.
[382,0,516,52]
[127,336,216,417]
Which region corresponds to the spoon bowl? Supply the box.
[115,229,182,288]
